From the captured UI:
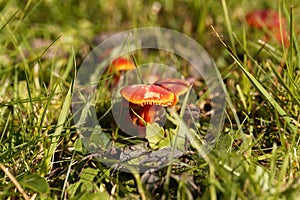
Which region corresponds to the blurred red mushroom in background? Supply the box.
[246,9,290,46]
[120,78,191,137]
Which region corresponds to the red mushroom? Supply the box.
[246,9,289,46]
[108,57,135,84]
[154,78,191,105]
[110,57,135,74]
[120,78,191,132]
[120,84,175,126]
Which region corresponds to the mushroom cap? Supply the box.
[154,78,190,97]
[246,9,289,46]
[110,57,135,72]
[246,9,286,30]
[120,84,176,106]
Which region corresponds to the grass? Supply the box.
[0,0,300,199]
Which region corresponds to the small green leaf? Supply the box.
[146,123,170,149]
[68,182,83,197]
[20,174,49,194]
[89,125,112,150]
[68,168,101,197]
[74,138,83,152]
[81,168,100,181]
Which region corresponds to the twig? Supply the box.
[0,163,30,200]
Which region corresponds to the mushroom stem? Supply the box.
[139,105,160,125]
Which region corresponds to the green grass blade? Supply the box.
[212,27,298,134]
[221,0,236,52]
[0,9,19,32]
[44,81,73,171]
[268,62,300,106]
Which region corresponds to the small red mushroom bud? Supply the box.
[109,57,135,84]
[110,57,135,73]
